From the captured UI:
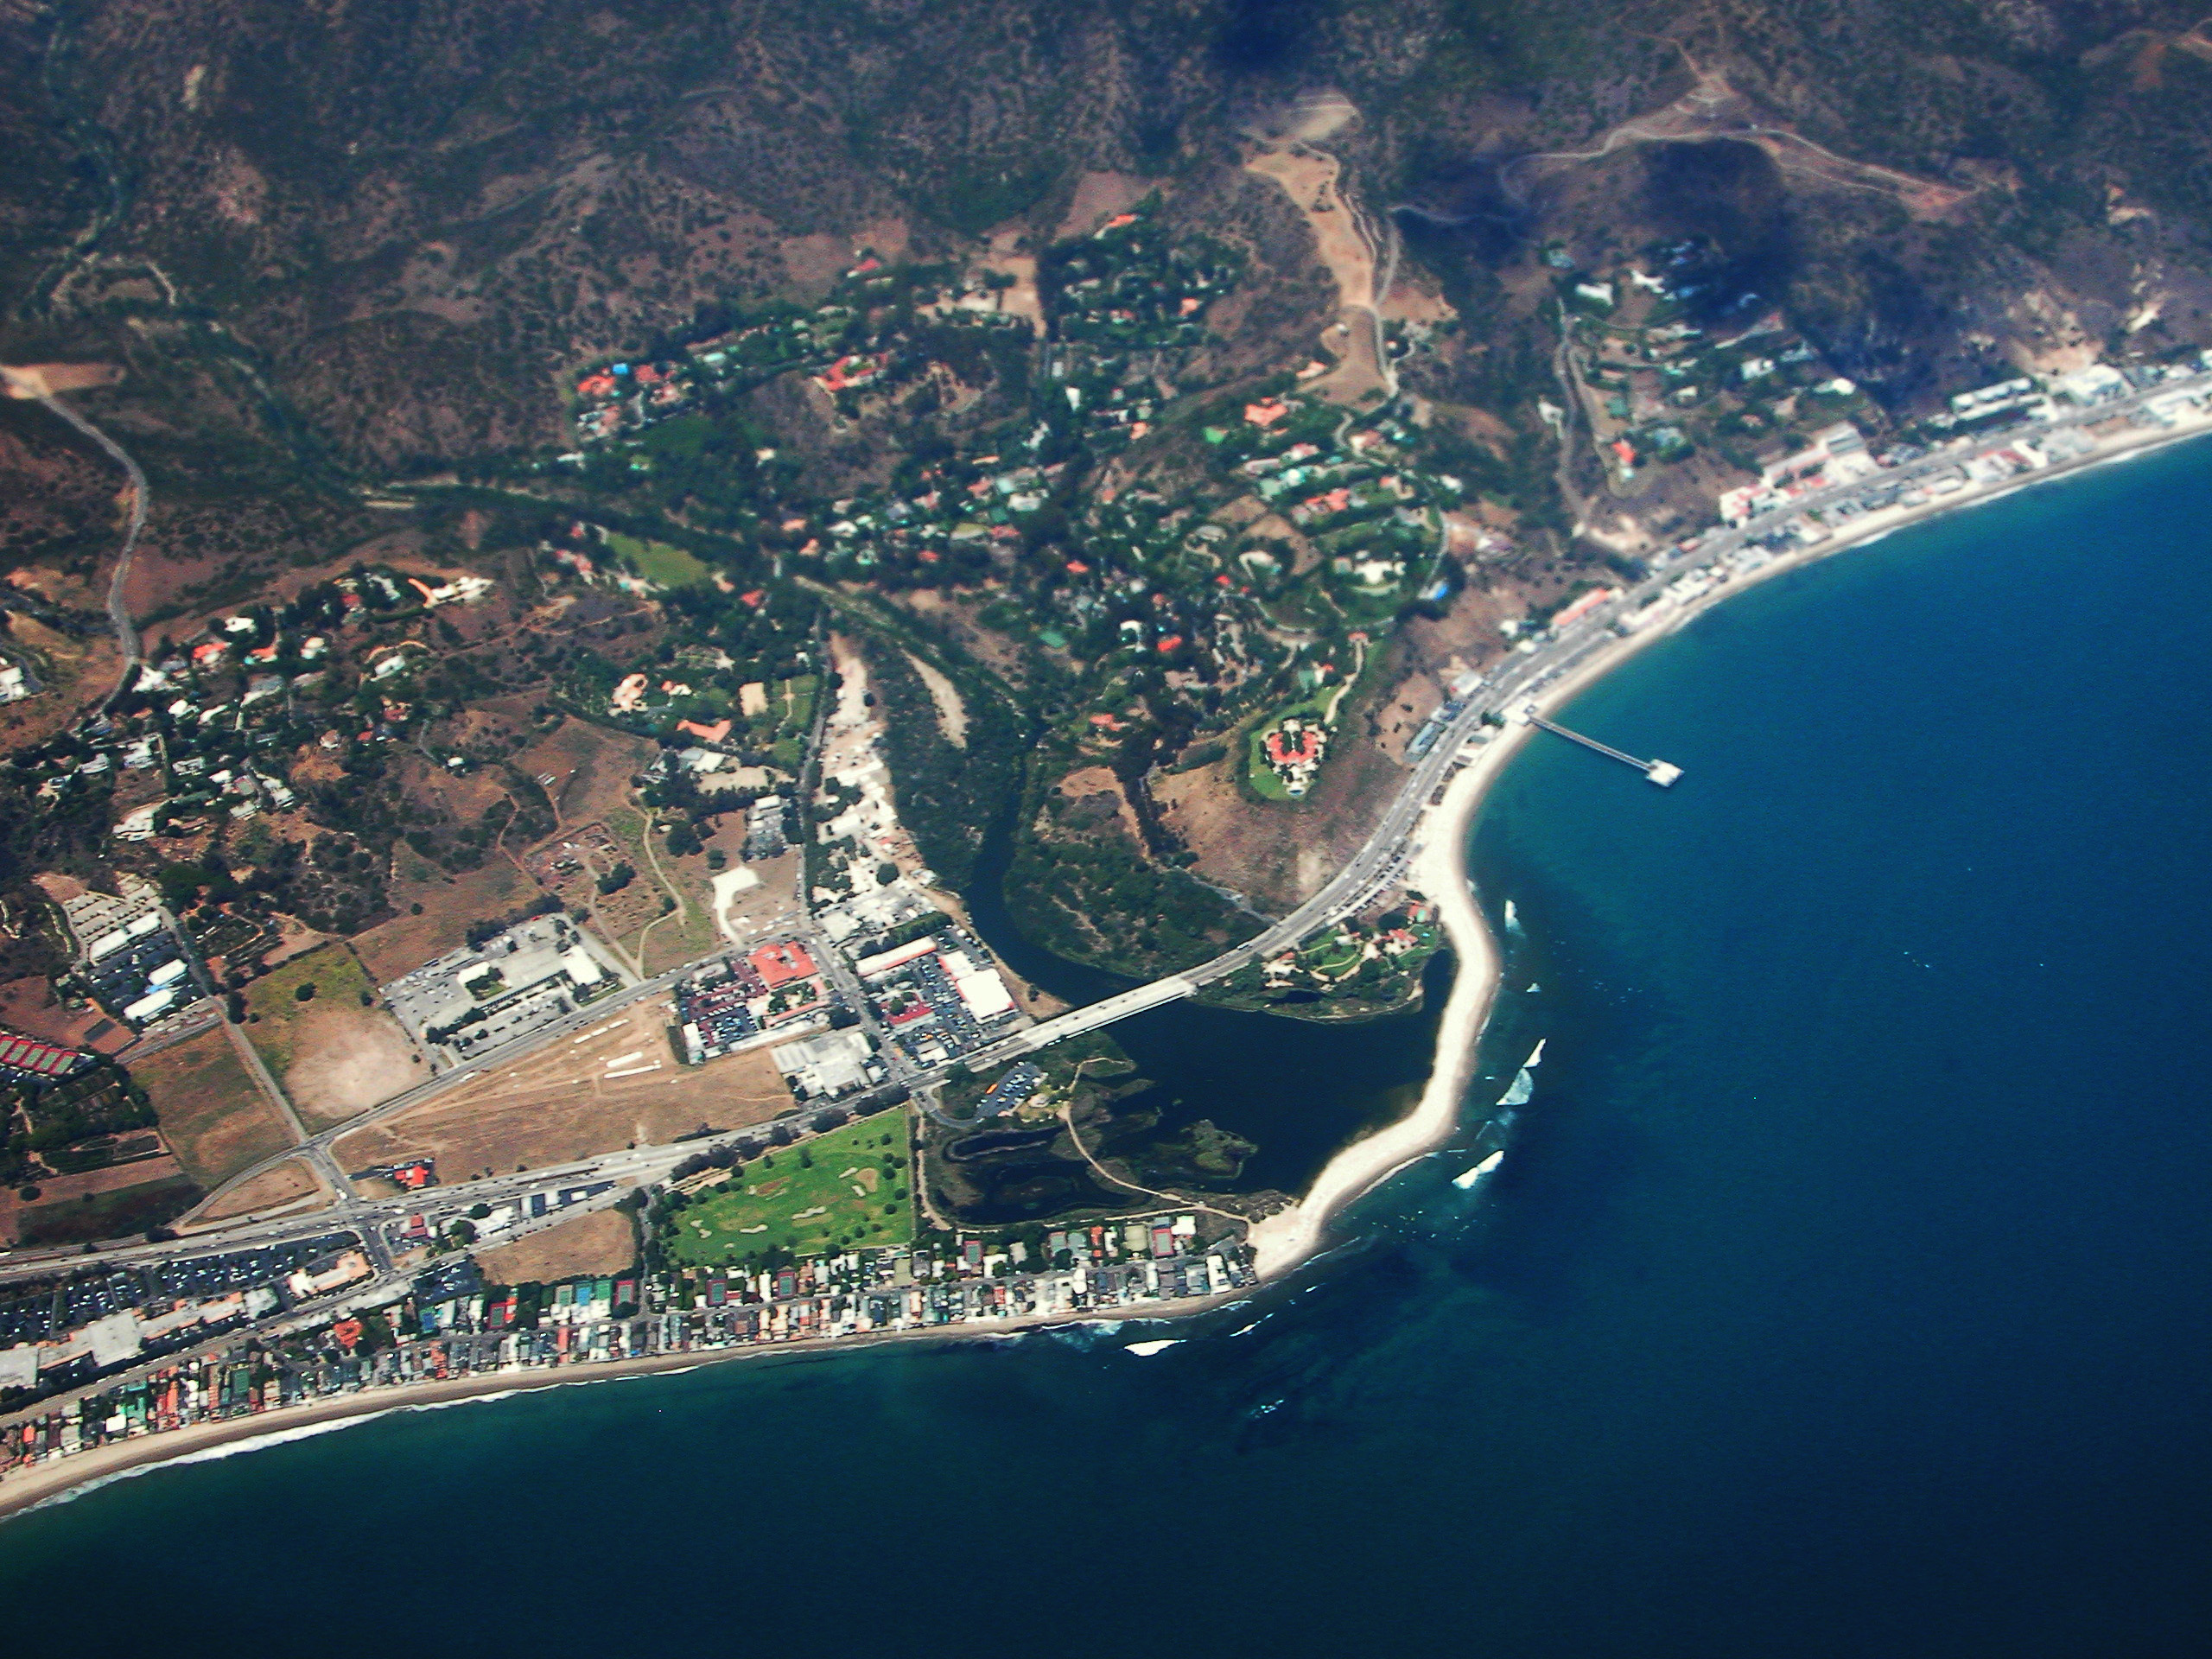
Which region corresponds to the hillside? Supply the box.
[6,0,2212,984]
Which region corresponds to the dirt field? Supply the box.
[127,1024,296,1187]
[1056,169,1153,239]
[1243,143,1391,406]
[0,613,122,755]
[475,1208,637,1285]
[191,1159,327,1225]
[512,715,658,834]
[353,853,538,982]
[0,975,130,1054]
[904,651,969,746]
[1156,708,1408,912]
[0,361,124,397]
[243,945,421,1128]
[332,998,796,1180]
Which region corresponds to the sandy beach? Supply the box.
[0,1285,1243,1522]
[1250,404,2212,1277]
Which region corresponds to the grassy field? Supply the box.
[244,946,378,1071]
[665,1115,912,1267]
[130,1025,296,1186]
[14,1176,200,1246]
[607,531,714,589]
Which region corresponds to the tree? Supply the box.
[294,981,317,1001]
[875,861,898,887]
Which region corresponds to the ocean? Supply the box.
[8,440,2212,1657]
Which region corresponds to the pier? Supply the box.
[1530,715,1682,786]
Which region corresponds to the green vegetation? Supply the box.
[855,635,1027,892]
[13,1176,201,1247]
[606,532,714,589]
[661,1116,912,1267]
[938,1031,1136,1122]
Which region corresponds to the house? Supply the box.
[747,939,817,990]
[610,673,650,713]
[675,718,732,746]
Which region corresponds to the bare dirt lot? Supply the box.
[475,1208,637,1284]
[190,1158,327,1226]
[243,945,421,1128]
[129,1024,296,1188]
[1056,169,1154,239]
[333,999,795,1180]
[1157,698,1409,912]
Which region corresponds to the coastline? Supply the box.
[0,1286,1243,1522]
[1249,406,2212,1277]
[7,408,2209,1525]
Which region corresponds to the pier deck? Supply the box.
[1530,716,1682,786]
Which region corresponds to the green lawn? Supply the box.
[1299,932,1364,975]
[666,1115,912,1266]
[1244,696,1332,802]
[606,531,715,590]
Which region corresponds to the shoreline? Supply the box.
[7,408,2209,1524]
[0,1287,1242,1522]
[1249,407,2212,1277]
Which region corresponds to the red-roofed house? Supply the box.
[676,718,732,745]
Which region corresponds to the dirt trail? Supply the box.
[1243,136,1396,404]
[1500,67,1970,219]
[1057,1102,1243,1225]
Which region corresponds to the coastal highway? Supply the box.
[16,364,2209,1289]
[965,361,2212,1065]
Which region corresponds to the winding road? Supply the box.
[0,366,146,703]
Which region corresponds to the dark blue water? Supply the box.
[10,442,2212,1657]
